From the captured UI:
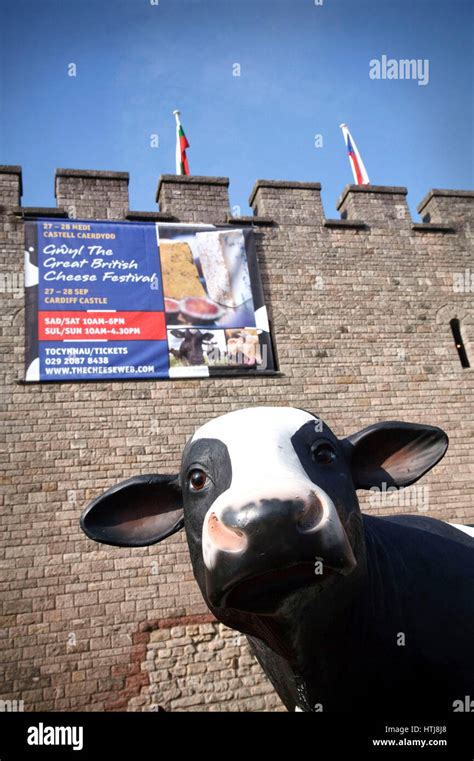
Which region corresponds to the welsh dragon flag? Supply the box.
[173,111,190,175]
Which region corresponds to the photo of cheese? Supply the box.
[159,241,206,299]
[195,230,253,308]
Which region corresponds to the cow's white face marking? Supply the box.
[192,406,316,484]
[192,407,352,572]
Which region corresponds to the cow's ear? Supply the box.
[344,422,448,489]
[170,330,186,339]
[80,475,183,547]
[201,332,215,341]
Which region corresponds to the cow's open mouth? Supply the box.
[223,562,334,612]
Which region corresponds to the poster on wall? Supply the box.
[24,219,276,382]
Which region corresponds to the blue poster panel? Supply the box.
[24,219,275,382]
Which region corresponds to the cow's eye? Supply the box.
[188,469,208,492]
[311,442,336,465]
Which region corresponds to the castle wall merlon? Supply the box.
[54,168,130,220]
[417,189,474,226]
[156,174,230,224]
[0,166,23,207]
[248,179,324,224]
[336,184,411,227]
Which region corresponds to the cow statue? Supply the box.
[80,407,474,713]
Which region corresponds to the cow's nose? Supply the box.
[206,512,248,552]
[202,481,357,604]
[204,486,327,557]
[295,492,325,532]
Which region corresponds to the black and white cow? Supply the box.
[169,329,215,366]
[80,407,474,713]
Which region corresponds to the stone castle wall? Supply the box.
[1,165,472,711]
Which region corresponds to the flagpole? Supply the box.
[339,123,370,185]
[173,110,182,175]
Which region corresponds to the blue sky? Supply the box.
[1,0,472,218]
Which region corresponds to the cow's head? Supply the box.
[80,407,448,617]
[170,329,215,366]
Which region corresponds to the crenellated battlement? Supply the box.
[0,165,22,208]
[336,184,410,228]
[1,165,472,233]
[156,174,230,224]
[417,189,474,226]
[54,168,129,221]
[248,179,324,224]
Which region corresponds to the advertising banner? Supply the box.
[24,219,275,381]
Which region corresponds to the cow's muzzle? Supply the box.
[201,481,356,611]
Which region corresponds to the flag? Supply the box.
[339,124,370,185]
[173,110,190,175]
